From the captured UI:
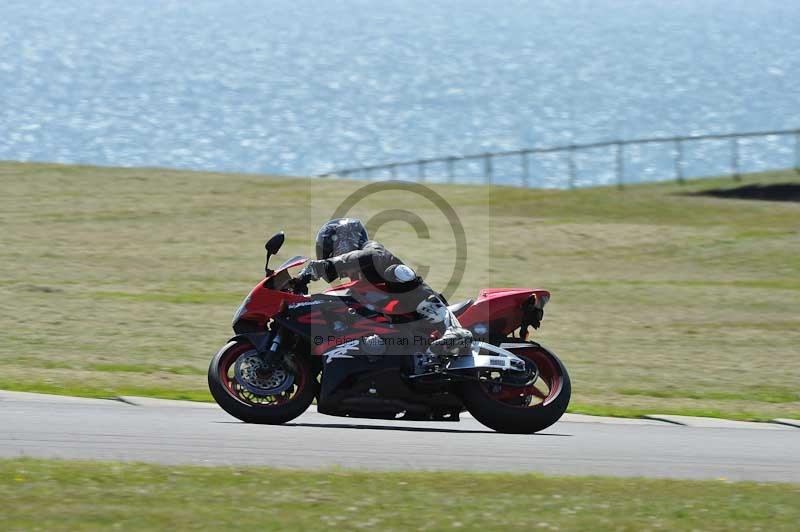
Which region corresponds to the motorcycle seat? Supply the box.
[447,298,473,317]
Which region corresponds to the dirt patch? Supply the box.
[690,182,800,202]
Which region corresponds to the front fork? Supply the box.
[258,325,319,380]
[229,324,284,365]
[268,330,282,356]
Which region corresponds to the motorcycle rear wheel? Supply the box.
[459,343,571,434]
[208,340,318,424]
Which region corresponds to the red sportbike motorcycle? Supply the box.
[208,232,571,433]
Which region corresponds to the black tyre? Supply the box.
[208,341,318,424]
[459,343,571,434]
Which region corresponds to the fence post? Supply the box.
[795,130,800,174]
[567,146,577,189]
[615,142,624,189]
[484,153,493,184]
[447,157,455,183]
[520,152,530,187]
[731,137,741,181]
[674,139,684,184]
[417,161,426,182]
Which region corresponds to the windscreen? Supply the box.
[276,256,308,270]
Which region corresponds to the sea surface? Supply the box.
[1,0,799,187]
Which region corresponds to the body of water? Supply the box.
[1,0,798,186]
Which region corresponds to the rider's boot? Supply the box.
[430,326,473,356]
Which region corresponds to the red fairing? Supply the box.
[239,256,311,327]
[458,288,550,337]
[241,283,309,328]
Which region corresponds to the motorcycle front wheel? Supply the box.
[208,340,318,424]
[458,343,571,434]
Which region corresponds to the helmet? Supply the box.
[315,218,368,260]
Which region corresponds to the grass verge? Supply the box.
[1,459,798,531]
[1,162,798,419]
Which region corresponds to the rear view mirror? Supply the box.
[265,232,285,256]
[264,232,285,275]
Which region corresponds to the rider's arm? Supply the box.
[326,241,390,280]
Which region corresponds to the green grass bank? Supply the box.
[1,459,798,531]
[0,161,798,419]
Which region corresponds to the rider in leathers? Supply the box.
[298,218,472,354]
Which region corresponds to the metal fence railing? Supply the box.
[317,127,800,188]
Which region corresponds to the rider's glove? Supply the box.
[298,260,330,282]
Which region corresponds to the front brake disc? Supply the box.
[234,351,295,396]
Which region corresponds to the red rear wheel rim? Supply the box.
[480,347,563,408]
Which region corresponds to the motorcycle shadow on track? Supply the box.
[214,420,572,436]
[288,422,573,436]
[288,422,494,434]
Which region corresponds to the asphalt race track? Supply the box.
[2,391,798,482]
